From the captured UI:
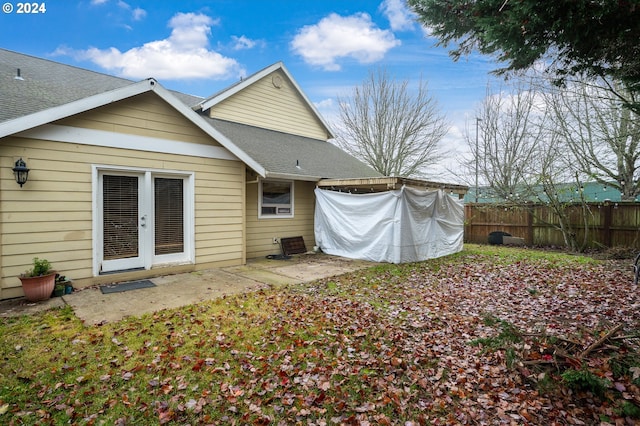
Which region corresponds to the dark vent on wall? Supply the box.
[280,236,307,255]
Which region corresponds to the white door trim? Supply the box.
[98,171,146,273]
[92,165,195,276]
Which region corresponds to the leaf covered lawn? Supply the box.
[1,245,639,425]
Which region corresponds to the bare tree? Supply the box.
[456,79,547,201]
[547,78,640,201]
[459,76,594,251]
[333,68,449,178]
[535,133,593,252]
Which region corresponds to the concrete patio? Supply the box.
[0,254,376,325]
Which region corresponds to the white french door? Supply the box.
[96,168,192,274]
[100,172,145,272]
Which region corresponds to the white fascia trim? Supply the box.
[151,84,267,177]
[16,124,239,161]
[265,171,322,182]
[0,79,156,139]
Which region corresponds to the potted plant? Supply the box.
[52,283,64,297]
[19,257,56,302]
[55,274,73,295]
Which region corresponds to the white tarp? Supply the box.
[314,186,464,263]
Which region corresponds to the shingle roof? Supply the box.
[0,48,379,181]
[208,118,381,180]
[0,49,202,122]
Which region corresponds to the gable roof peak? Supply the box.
[194,61,333,138]
[194,61,285,112]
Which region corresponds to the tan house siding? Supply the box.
[208,70,330,141]
[245,178,316,259]
[58,92,218,146]
[0,95,245,300]
[2,138,94,299]
[194,162,245,268]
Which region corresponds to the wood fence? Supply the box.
[464,202,640,248]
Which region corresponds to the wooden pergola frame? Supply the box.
[317,177,469,199]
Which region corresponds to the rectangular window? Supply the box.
[260,180,293,218]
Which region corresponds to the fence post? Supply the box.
[603,201,612,247]
[464,204,472,243]
[527,207,534,245]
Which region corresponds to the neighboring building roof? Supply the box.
[209,118,381,181]
[464,181,634,203]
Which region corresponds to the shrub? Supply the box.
[25,257,53,277]
[561,368,609,397]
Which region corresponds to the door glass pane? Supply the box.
[103,175,138,260]
[155,178,184,255]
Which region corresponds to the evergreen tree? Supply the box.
[408,0,640,96]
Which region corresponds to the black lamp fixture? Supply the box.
[12,158,29,187]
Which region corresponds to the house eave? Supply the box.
[0,77,268,178]
[264,171,322,182]
[0,79,158,138]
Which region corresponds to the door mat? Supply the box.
[100,280,156,294]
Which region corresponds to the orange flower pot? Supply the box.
[19,272,56,302]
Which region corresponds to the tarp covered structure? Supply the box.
[314,186,464,263]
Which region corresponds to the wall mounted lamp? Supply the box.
[12,158,29,187]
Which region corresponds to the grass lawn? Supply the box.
[1,244,639,424]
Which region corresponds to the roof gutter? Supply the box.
[265,171,322,182]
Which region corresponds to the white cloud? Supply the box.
[290,12,400,71]
[90,0,146,24]
[420,25,435,38]
[314,98,339,125]
[63,12,243,81]
[131,7,146,21]
[379,0,416,31]
[314,98,334,109]
[230,35,264,50]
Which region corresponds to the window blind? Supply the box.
[154,178,184,255]
[103,175,139,260]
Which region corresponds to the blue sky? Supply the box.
[0,0,500,179]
